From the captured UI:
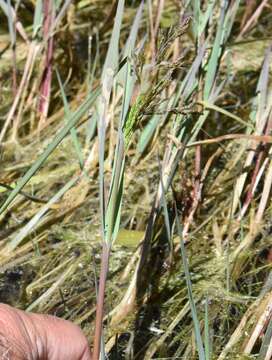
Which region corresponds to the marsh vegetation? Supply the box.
[0,0,272,358]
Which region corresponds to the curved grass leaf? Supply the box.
[0,87,100,215]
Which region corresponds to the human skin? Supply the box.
[0,303,92,360]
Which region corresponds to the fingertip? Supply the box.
[81,345,93,360]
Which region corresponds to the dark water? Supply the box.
[0,265,35,307]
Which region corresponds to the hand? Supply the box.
[0,303,92,359]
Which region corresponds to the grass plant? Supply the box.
[0,0,272,359]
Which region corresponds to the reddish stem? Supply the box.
[194,144,201,201]
[241,118,272,217]
[241,150,264,214]
[93,242,110,360]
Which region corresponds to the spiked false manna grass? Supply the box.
[0,0,272,359]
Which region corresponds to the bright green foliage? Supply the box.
[123,94,145,148]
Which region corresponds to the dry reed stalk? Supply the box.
[38,0,55,127]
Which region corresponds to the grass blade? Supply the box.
[6,176,79,252]
[175,204,205,360]
[0,87,100,215]
[56,70,84,169]
[33,0,43,38]
[204,299,210,360]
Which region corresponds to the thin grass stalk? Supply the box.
[204,299,210,360]
[240,144,266,219]
[6,0,17,95]
[244,300,272,354]
[0,0,28,41]
[182,140,201,240]
[0,0,73,142]
[93,242,110,360]
[11,45,41,141]
[1,0,44,141]
[175,204,205,359]
[93,61,132,357]
[93,10,142,340]
[0,41,40,142]
[264,342,272,360]
[147,0,156,63]
[158,157,172,253]
[232,44,272,215]
[154,0,165,37]
[258,317,272,360]
[38,0,55,125]
[56,70,84,169]
[241,105,272,217]
[256,158,272,223]
[93,2,138,356]
[218,299,260,359]
[237,0,268,39]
